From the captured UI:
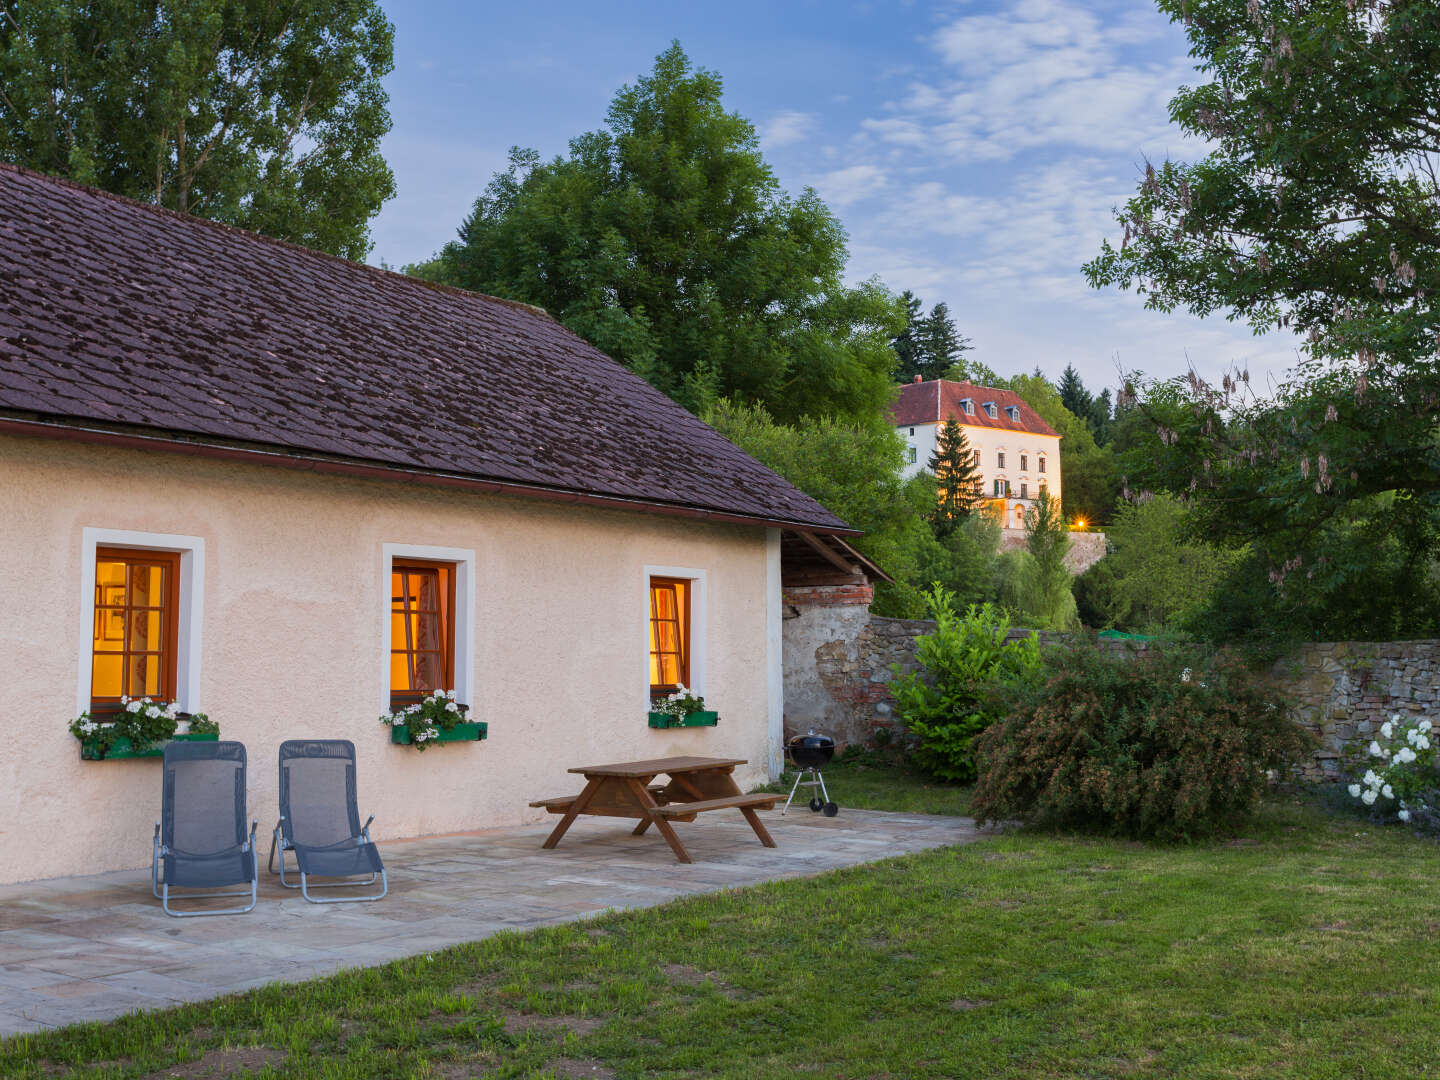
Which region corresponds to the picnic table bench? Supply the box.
[530,755,777,863]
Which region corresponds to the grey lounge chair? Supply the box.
[152,741,258,917]
[268,739,386,903]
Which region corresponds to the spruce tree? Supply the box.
[890,290,925,382]
[928,420,983,537]
[1058,364,1092,419]
[917,302,970,381]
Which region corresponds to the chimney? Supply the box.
[912,375,923,384]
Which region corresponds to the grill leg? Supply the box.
[815,771,830,804]
[781,769,806,815]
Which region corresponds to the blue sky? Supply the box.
[371,0,1298,398]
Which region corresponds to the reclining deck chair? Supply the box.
[269,739,386,903]
[152,741,258,917]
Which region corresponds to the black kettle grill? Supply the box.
[784,728,838,816]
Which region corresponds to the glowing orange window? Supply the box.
[390,561,455,706]
[649,577,690,696]
[91,549,180,710]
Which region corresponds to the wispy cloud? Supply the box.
[865,0,1196,162]
[758,109,818,149]
[812,163,889,207]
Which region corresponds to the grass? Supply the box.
[756,747,973,816]
[9,791,1440,1078]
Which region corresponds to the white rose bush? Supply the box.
[380,689,466,751]
[1347,714,1438,829]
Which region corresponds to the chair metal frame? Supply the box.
[268,739,388,903]
[152,821,259,917]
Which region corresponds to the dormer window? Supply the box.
[960,398,974,416]
[1006,405,1020,422]
[983,402,997,418]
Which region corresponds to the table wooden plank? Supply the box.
[567,756,746,778]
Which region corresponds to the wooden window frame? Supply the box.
[389,559,457,708]
[649,576,691,698]
[1039,456,1046,473]
[90,547,181,712]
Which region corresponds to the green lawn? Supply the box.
[9,791,1440,1078]
[757,748,973,816]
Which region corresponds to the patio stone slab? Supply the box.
[0,808,982,1037]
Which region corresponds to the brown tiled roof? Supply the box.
[0,164,851,532]
[890,378,1059,438]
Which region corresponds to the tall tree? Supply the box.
[890,290,925,381]
[928,421,983,537]
[1058,364,1093,420]
[916,302,970,381]
[1025,490,1073,619]
[1083,0,1440,630]
[425,43,903,423]
[0,0,395,260]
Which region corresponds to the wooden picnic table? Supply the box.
[529,755,778,864]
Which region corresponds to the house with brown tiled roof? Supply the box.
[0,163,877,883]
[891,376,1062,529]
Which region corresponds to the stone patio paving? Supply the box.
[0,808,983,1037]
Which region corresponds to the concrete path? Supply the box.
[0,809,983,1036]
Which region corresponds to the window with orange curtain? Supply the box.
[91,549,180,711]
[649,577,690,696]
[390,561,455,706]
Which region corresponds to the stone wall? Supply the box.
[998,528,1108,574]
[1277,640,1440,781]
[782,588,1440,779]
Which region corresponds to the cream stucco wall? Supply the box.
[0,433,779,883]
[900,420,1061,526]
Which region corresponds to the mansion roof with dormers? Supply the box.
[890,378,1060,439]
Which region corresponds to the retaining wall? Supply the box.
[782,586,1440,780]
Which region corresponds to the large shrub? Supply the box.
[888,588,1041,782]
[970,642,1313,840]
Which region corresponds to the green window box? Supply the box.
[389,721,488,745]
[647,711,719,729]
[79,731,219,761]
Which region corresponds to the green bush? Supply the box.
[970,642,1314,840]
[888,588,1041,782]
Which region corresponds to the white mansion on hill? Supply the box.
[891,376,1062,530]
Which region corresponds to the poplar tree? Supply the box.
[426,43,902,423]
[0,0,396,259]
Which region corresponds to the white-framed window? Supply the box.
[381,544,475,712]
[997,451,1006,469]
[1020,482,1028,499]
[78,528,205,715]
[1039,456,1047,474]
[1020,454,1028,471]
[644,565,706,707]
[993,479,1008,497]
[984,402,997,418]
[972,449,981,466]
[907,446,917,464]
[1006,405,1020,421]
[909,427,915,435]
[961,399,974,415]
